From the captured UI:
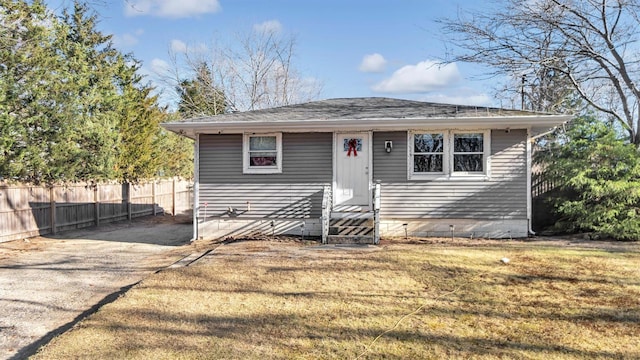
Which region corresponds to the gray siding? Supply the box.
[198,133,332,218]
[373,130,527,220]
[199,133,332,183]
[373,131,407,182]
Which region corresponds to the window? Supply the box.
[453,133,484,173]
[413,133,444,174]
[243,133,282,174]
[408,130,490,179]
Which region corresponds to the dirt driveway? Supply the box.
[0,216,194,360]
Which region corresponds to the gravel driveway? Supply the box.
[0,216,193,359]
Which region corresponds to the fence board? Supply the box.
[0,179,192,243]
[531,171,562,232]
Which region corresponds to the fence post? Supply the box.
[171,178,176,216]
[127,183,132,221]
[94,185,100,226]
[50,186,56,235]
[152,180,157,216]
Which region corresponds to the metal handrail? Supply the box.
[373,180,381,244]
[321,185,332,244]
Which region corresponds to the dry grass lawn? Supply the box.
[33,237,640,359]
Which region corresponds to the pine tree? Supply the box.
[115,60,166,181]
[54,1,121,181]
[0,0,60,182]
[1,0,193,183]
[154,112,193,178]
[176,63,227,117]
[536,115,640,240]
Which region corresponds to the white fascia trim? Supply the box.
[161,115,573,139]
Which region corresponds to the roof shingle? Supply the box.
[168,97,547,124]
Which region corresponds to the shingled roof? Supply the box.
[162,97,572,139]
[169,97,543,124]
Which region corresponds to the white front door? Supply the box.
[335,133,370,206]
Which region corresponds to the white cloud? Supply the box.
[125,0,221,18]
[114,33,138,47]
[253,20,283,34]
[150,58,171,74]
[359,53,387,73]
[171,39,187,53]
[113,29,144,48]
[372,60,462,93]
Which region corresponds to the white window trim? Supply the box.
[243,133,283,174]
[408,130,491,180]
[450,130,491,178]
[407,130,449,180]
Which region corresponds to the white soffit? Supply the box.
[162,115,572,139]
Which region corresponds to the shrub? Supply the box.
[537,115,640,240]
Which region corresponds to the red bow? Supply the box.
[347,139,358,157]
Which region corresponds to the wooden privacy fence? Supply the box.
[531,171,560,232]
[531,171,558,198]
[0,178,192,243]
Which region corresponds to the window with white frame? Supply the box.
[412,133,445,174]
[243,133,282,174]
[409,130,490,179]
[453,132,485,173]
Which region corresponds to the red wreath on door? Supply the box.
[347,138,358,157]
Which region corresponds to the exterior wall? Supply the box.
[197,132,332,240]
[197,129,529,240]
[373,129,528,238]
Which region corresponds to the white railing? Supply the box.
[321,185,333,244]
[373,180,381,244]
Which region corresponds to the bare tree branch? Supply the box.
[440,0,640,145]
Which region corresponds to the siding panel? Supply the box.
[199,133,333,184]
[198,133,332,219]
[373,129,527,220]
[373,131,407,182]
[198,183,324,219]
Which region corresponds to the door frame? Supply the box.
[332,131,373,209]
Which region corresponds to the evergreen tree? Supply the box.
[154,112,193,178]
[55,1,121,181]
[0,0,194,183]
[116,60,165,181]
[0,0,67,182]
[536,115,640,240]
[176,63,227,117]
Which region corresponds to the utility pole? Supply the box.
[521,74,526,110]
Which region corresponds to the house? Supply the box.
[162,97,571,243]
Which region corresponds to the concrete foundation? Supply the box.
[198,217,322,240]
[379,218,528,239]
[197,217,527,240]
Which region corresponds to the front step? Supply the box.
[327,211,374,244]
[327,235,373,244]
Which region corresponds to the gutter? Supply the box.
[526,128,535,236]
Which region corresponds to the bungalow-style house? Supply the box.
[162,97,571,243]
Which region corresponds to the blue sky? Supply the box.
[53,0,499,108]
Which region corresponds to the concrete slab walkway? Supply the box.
[0,216,193,360]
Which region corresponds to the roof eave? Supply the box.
[161,115,573,139]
